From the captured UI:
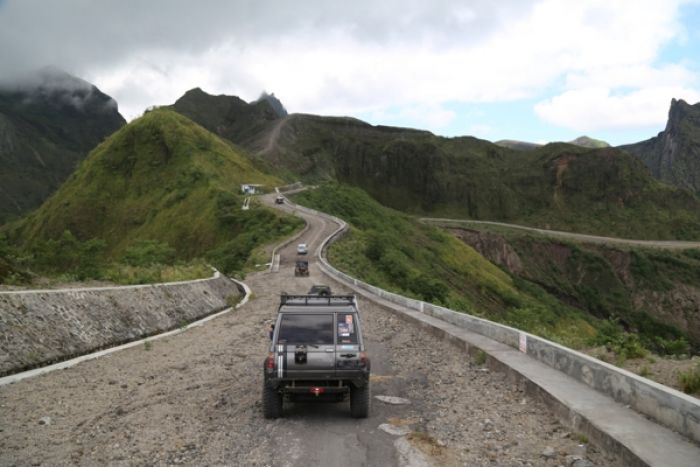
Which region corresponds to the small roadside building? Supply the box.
[241,184,264,195]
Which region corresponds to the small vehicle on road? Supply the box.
[294,260,309,277]
[296,243,308,255]
[263,294,370,419]
[275,195,285,205]
[308,285,331,296]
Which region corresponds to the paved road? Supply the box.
[0,195,615,466]
[421,218,700,250]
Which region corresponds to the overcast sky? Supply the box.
[1,0,699,145]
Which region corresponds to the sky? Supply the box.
[1,0,699,145]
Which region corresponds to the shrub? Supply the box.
[678,364,700,394]
[123,240,176,266]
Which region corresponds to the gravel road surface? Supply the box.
[421,218,700,250]
[0,197,615,466]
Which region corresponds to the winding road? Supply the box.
[0,194,617,466]
[421,218,700,250]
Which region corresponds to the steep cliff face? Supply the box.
[620,99,700,193]
[450,227,700,349]
[0,67,126,224]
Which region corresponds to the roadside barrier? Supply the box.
[285,196,700,447]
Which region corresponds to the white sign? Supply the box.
[519,333,527,353]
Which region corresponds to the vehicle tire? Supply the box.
[350,383,370,418]
[263,384,283,419]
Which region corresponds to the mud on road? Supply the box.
[0,198,615,466]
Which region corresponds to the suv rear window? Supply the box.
[278,314,334,345]
[337,313,358,344]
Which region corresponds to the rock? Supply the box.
[394,436,429,467]
[571,460,595,467]
[379,423,412,436]
[573,444,587,457]
[541,446,556,459]
[38,416,52,425]
[375,395,411,405]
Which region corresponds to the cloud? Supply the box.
[534,86,700,131]
[0,0,697,130]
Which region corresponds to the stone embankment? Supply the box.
[0,273,241,375]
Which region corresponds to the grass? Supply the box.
[474,350,487,366]
[103,260,212,285]
[259,111,700,240]
[293,183,600,349]
[0,108,304,282]
[432,221,699,356]
[678,363,700,394]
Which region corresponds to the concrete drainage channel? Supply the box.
[278,188,700,467]
[0,272,251,386]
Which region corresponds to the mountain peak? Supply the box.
[620,98,700,193]
[0,66,120,115]
[569,136,610,148]
[254,92,287,118]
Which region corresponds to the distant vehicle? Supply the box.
[294,260,309,277]
[308,285,331,296]
[263,294,370,419]
[275,195,285,205]
[297,243,308,255]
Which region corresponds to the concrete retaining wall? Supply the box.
[0,273,241,376]
[292,199,700,446]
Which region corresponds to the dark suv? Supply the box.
[263,294,371,419]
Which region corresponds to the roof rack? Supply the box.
[279,294,355,306]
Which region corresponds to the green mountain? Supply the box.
[170,87,284,150]
[4,108,300,272]
[495,136,608,151]
[0,67,126,224]
[494,139,542,151]
[569,135,610,148]
[170,90,700,240]
[620,99,700,193]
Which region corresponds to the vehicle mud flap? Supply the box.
[276,344,287,378]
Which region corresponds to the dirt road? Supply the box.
[421,218,700,250]
[0,196,614,466]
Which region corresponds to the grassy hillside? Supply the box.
[2,108,302,281]
[277,115,700,239]
[293,183,607,349]
[170,91,700,240]
[294,184,696,367]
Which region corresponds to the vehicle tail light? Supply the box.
[310,387,325,396]
[359,352,368,367]
[266,353,275,370]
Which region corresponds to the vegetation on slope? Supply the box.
[1,108,302,283]
[167,90,700,240]
[448,227,699,355]
[293,183,609,349]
